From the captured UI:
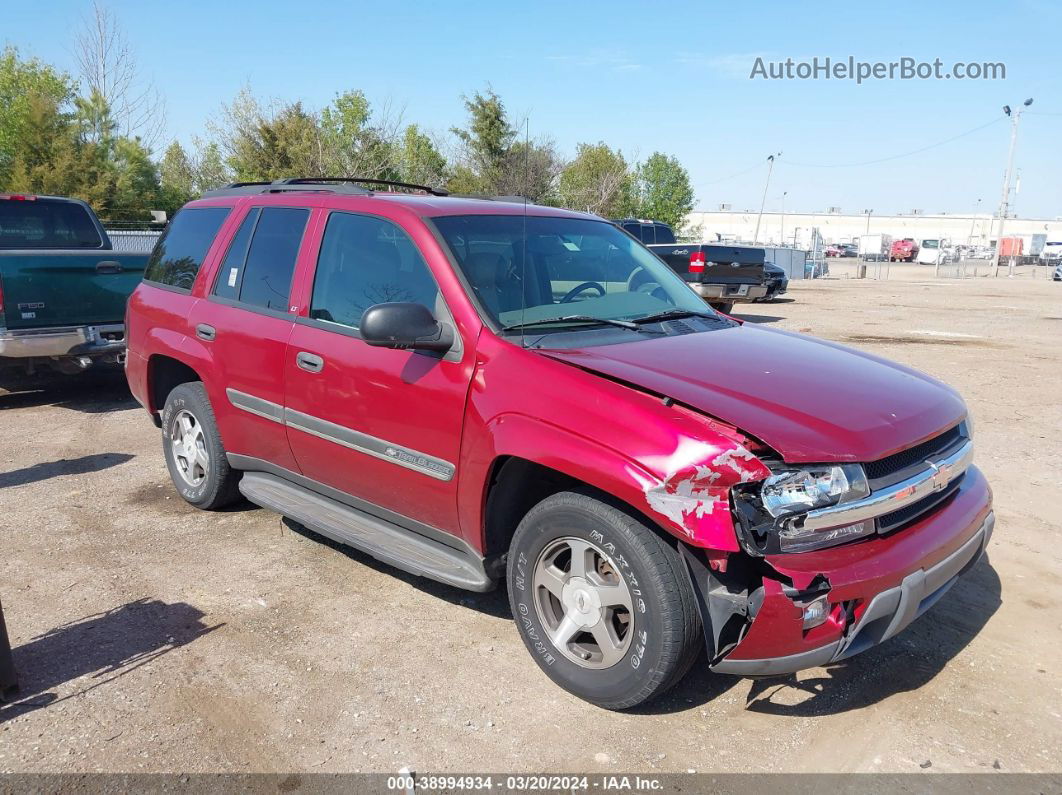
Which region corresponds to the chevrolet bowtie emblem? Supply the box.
[927,460,950,492]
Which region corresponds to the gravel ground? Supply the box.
[1,267,1060,775]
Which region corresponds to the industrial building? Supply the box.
[686,207,1062,249]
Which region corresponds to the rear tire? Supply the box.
[161,382,241,510]
[507,491,701,710]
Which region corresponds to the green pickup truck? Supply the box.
[0,193,150,378]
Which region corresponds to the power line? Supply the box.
[782,117,1005,169]
[698,159,768,187]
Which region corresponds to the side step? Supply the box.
[239,472,495,592]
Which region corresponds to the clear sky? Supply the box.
[6,0,1061,216]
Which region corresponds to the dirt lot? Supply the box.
[1,268,1060,775]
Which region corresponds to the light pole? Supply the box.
[967,198,982,247]
[992,99,1032,276]
[859,209,873,278]
[753,152,781,245]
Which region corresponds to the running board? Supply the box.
[238,472,495,592]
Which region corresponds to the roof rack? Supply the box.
[449,193,534,204]
[200,177,449,199]
[283,177,450,196]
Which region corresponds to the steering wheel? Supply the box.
[627,267,667,300]
[560,281,605,303]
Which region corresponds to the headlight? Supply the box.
[760,464,869,518]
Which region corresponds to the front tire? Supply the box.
[709,301,734,314]
[161,382,241,510]
[507,491,701,710]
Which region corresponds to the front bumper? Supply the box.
[691,283,768,302]
[0,324,125,359]
[709,466,993,676]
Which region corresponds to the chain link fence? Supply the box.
[102,221,165,253]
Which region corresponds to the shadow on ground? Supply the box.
[731,312,786,325]
[283,518,512,620]
[0,452,134,489]
[632,555,1001,716]
[0,369,135,414]
[0,598,221,723]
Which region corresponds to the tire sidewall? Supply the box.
[507,500,674,706]
[161,385,221,507]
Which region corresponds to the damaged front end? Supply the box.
[639,412,992,676]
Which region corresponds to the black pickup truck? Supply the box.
[612,219,767,313]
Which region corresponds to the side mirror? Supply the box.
[360,302,454,353]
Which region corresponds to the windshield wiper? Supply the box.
[630,308,720,325]
[501,315,660,333]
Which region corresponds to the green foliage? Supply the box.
[0,46,74,186]
[449,88,516,194]
[397,124,448,187]
[3,42,698,228]
[558,142,633,217]
[629,152,694,229]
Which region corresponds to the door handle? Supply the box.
[296,351,324,373]
[96,260,123,274]
[195,323,216,341]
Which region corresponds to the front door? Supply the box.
[283,211,475,534]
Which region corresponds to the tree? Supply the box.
[558,142,632,216]
[73,0,166,149]
[396,124,448,187]
[0,46,73,185]
[191,140,230,192]
[159,140,195,212]
[630,152,694,229]
[449,88,515,193]
[109,136,160,220]
[496,139,565,204]
[319,90,401,179]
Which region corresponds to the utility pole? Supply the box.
[752,152,781,245]
[992,99,1033,277]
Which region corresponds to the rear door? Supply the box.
[283,210,474,533]
[0,196,146,329]
[188,205,313,472]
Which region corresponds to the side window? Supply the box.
[212,208,259,301]
[236,207,309,312]
[654,224,676,244]
[144,207,230,290]
[310,212,439,329]
[621,222,640,239]
[640,224,655,244]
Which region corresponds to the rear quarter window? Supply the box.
[144,206,231,290]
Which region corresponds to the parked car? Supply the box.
[968,246,995,260]
[756,261,788,301]
[824,244,843,257]
[610,220,768,313]
[0,193,149,378]
[916,239,944,265]
[126,177,994,710]
[839,243,858,258]
[889,238,918,262]
[1053,262,1062,281]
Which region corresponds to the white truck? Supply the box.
[857,233,891,261]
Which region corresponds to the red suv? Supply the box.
[125,178,993,709]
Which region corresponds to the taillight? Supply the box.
[689,251,706,273]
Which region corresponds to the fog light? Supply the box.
[778,520,874,552]
[801,596,830,629]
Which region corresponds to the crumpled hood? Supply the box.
[542,324,966,463]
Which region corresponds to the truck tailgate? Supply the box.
[650,244,766,285]
[0,251,148,330]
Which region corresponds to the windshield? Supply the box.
[431,215,710,332]
[0,198,103,249]
[922,239,940,249]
